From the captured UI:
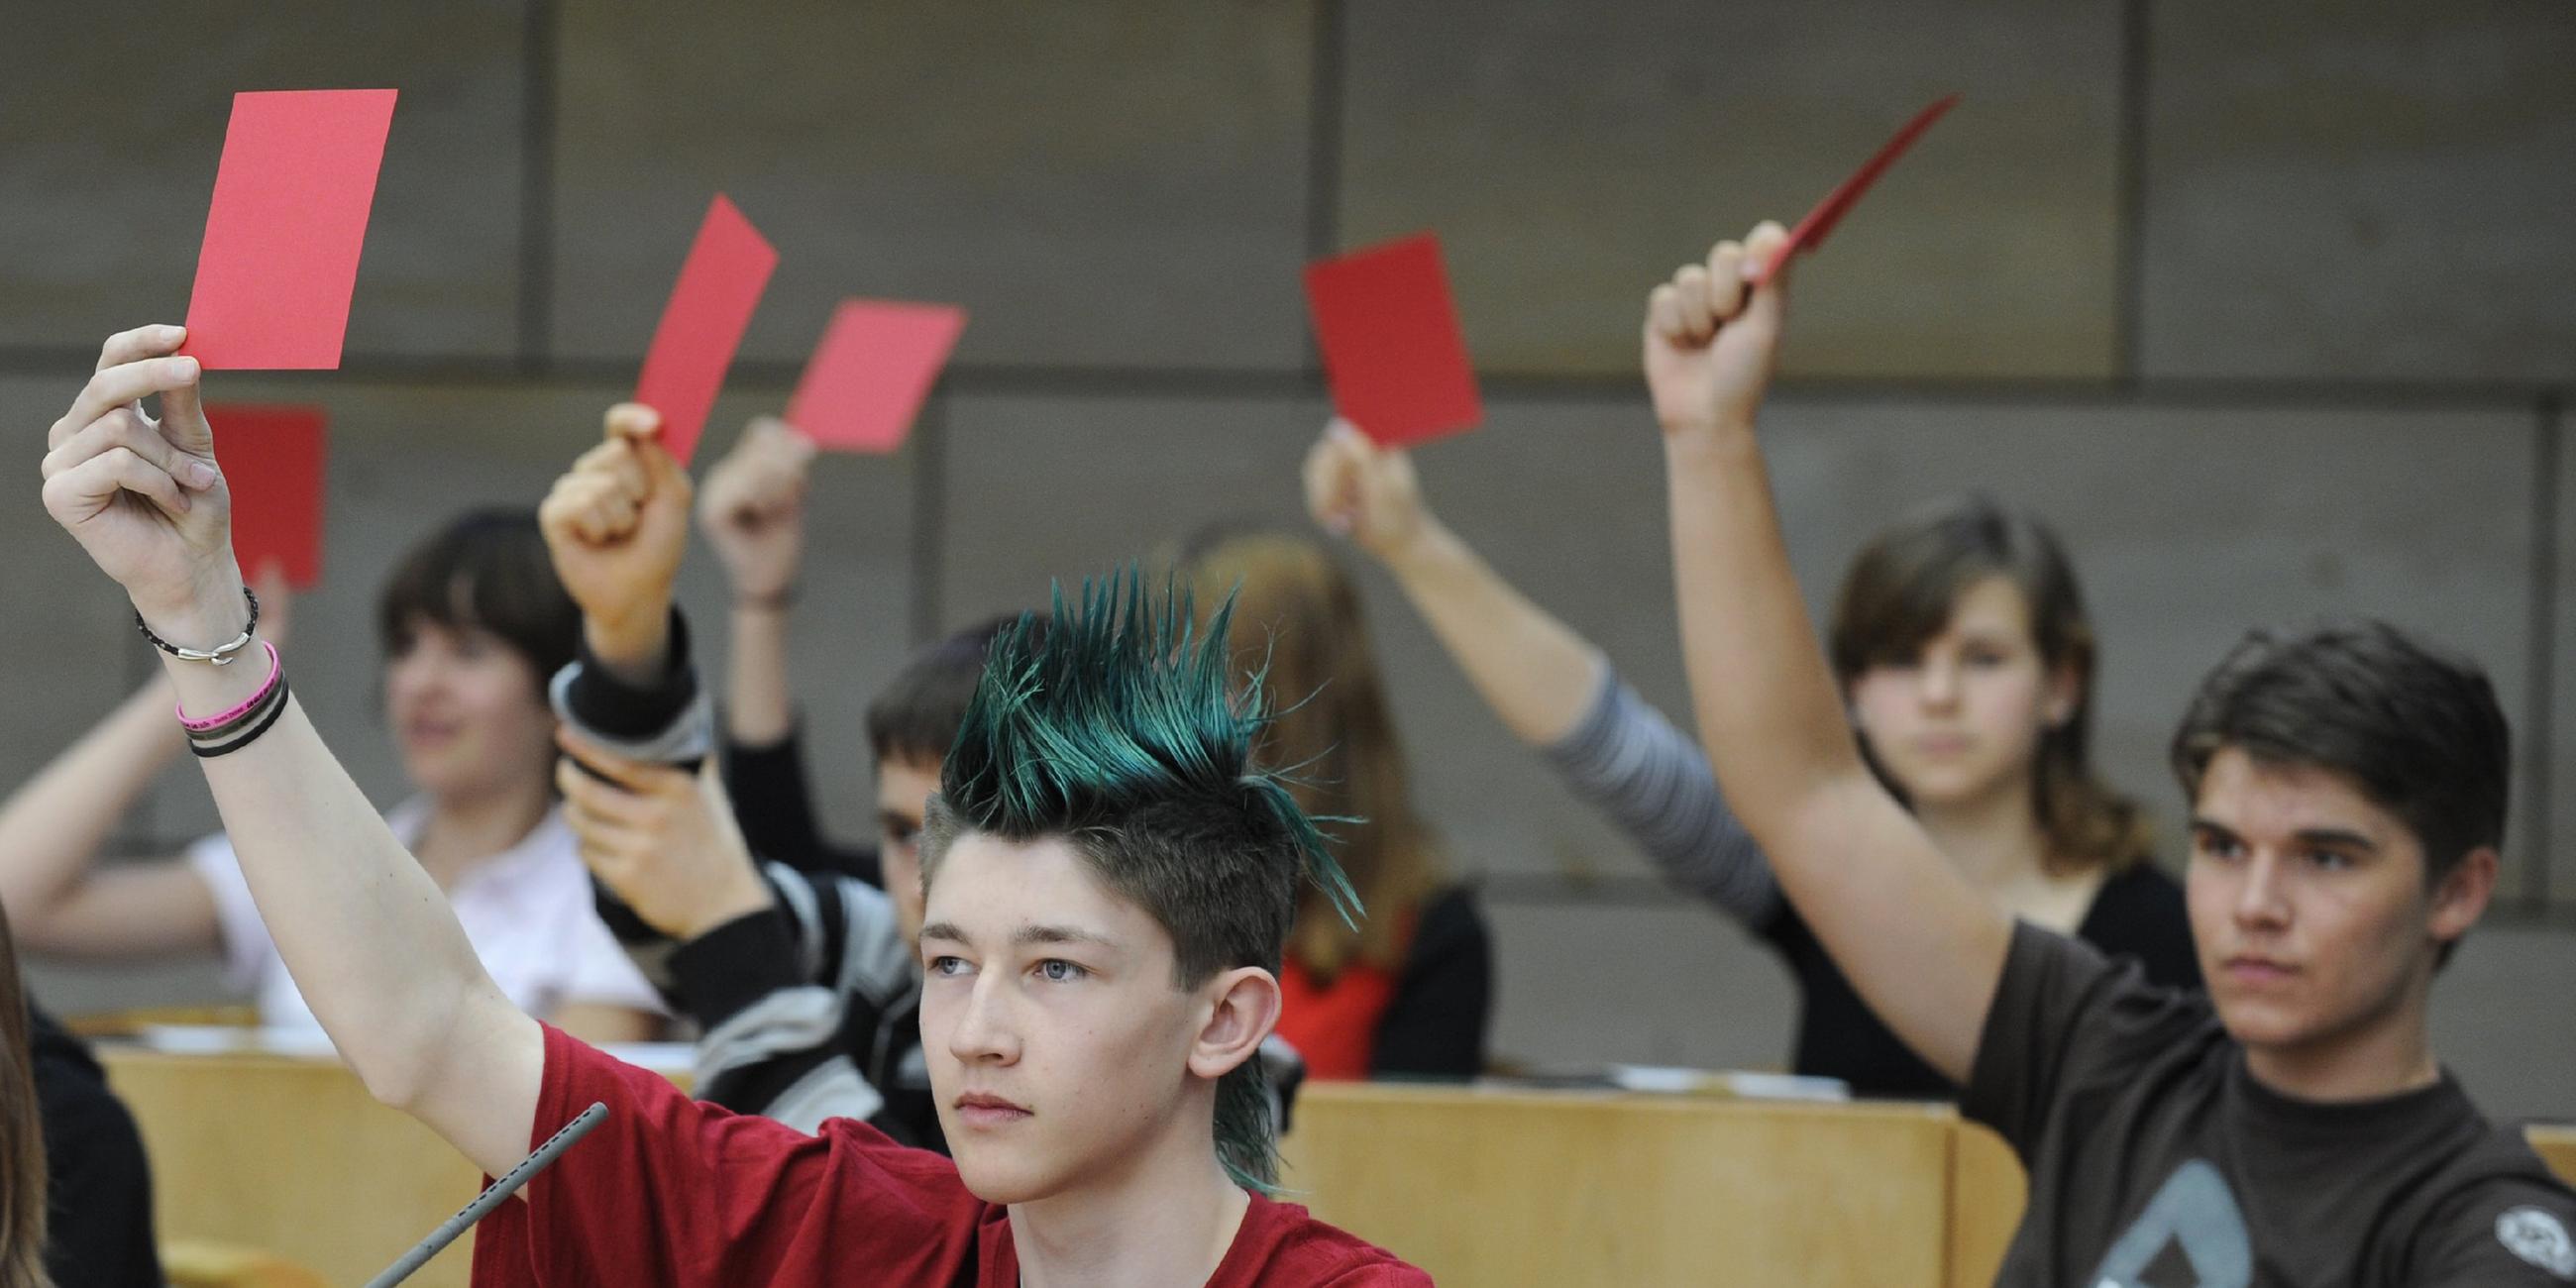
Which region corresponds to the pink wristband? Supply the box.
[177,640,283,732]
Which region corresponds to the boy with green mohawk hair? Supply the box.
[37,361,1425,1286]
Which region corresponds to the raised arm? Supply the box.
[0,676,214,958]
[1648,228,2009,1082]
[699,417,814,748]
[38,326,540,1176]
[0,568,296,959]
[695,418,853,870]
[1305,421,1780,923]
[1304,420,1605,745]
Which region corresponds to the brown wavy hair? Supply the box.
[1178,528,1444,980]
[0,906,52,1288]
[1827,493,2150,877]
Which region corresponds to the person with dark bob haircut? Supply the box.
[1304,421,2194,1099]
[0,503,661,1044]
[1645,220,2573,1283]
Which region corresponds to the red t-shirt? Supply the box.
[470,1023,1427,1286]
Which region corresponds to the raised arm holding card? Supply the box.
[1647,223,2008,1084]
[39,325,545,1177]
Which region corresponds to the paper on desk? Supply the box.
[1607,1065,1852,1102]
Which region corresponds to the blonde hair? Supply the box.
[1179,529,1444,979]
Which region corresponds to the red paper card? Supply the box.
[207,405,329,589]
[634,194,780,466]
[1303,233,1483,448]
[1755,94,1960,284]
[180,90,399,371]
[786,300,968,454]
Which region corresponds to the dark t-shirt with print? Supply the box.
[1967,922,2576,1287]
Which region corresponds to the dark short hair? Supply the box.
[867,615,1041,767]
[2171,620,2510,888]
[376,508,579,696]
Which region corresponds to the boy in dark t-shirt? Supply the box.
[1640,225,2576,1285]
[36,343,1423,1287]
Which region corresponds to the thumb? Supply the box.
[160,359,215,458]
[1741,220,1793,332]
[605,402,689,497]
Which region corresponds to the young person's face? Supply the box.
[874,755,940,947]
[382,619,557,805]
[2185,747,2489,1056]
[1846,577,2073,809]
[916,832,1267,1205]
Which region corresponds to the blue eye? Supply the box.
[2306,850,2354,872]
[1036,959,1088,983]
[927,956,971,977]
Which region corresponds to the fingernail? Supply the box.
[184,460,219,488]
[172,357,199,380]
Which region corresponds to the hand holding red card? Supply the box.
[181,90,399,371]
[634,195,780,467]
[786,301,968,454]
[1304,234,1483,448]
[1753,94,1960,285]
[207,405,329,589]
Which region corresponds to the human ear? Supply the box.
[2427,845,2500,948]
[1186,967,1282,1081]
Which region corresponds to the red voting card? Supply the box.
[1754,94,1960,285]
[207,405,329,589]
[786,300,967,454]
[1303,233,1483,448]
[180,90,399,371]
[634,194,780,467]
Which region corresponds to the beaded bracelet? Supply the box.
[176,641,283,734]
[136,586,262,666]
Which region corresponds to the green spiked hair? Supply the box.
[918,569,1360,1192]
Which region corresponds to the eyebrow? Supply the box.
[914,921,1120,951]
[2189,818,2380,853]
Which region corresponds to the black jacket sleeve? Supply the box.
[720,726,883,886]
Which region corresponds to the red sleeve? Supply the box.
[470,1022,986,1286]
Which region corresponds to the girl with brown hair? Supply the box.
[1304,419,2195,1098]
[1178,528,1493,1082]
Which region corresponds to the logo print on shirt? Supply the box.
[2088,1159,2252,1288]
[2497,1206,2576,1280]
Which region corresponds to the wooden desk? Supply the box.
[1280,1084,1962,1286]
[98,1042,2576,1288]
[104,1047,490,1288]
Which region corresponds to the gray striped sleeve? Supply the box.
[1539,666,1782,926]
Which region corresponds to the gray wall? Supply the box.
[3,2,2570,1120]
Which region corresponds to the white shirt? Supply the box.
[186,799,664,1032]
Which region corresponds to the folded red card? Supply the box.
[1755,94,1960,284]
[180,90,399,371]
[1303,233,1483,448]
[208,404,329,589]
[787,300,967,454]
[634,194,779,466]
